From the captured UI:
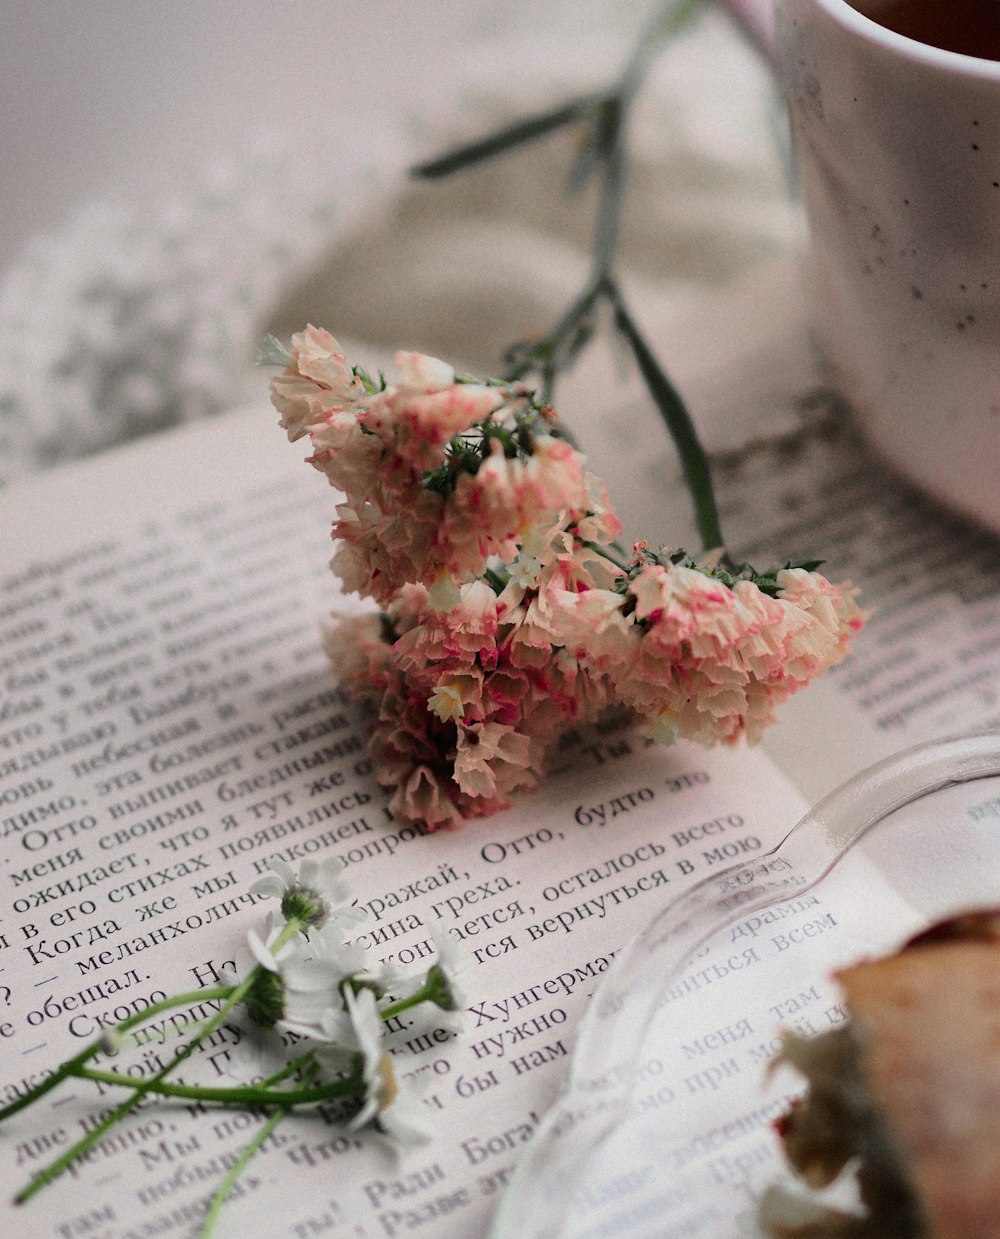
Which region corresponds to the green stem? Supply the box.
[257,1055,314,1089]
[502,277,605,386]
[415,0,722,553]
[0,986,233,1124]
[15,925,302,1205]
[379,984,436,1023]
[582,540,631,573]
[411,92,606,178]
[198,1058,322,1239]
[72,1065,355,1109]
[483,566,509,595]
[608,288,724,551]
[198,1104,289,1239]
[618,0,704,97]
[0,1045,101,1124]
[589,100,626,282]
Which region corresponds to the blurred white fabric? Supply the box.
[0,1,800,485]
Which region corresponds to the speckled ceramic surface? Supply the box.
[775,0,1000,531]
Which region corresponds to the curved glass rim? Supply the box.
[492,728,1000,1238]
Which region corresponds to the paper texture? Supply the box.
[5,226,1000,1235]
[5,5,1000,1233]
[5,224,1000,1234]
[0,399,811,1239]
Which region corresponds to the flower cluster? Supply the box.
[228,858,465,1139]
[0,861,466,1232]
[269,327,866,830]
[268,326,597,607]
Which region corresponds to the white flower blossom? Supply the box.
[344,986,391,1134]
[246,916,298,974]
[419,924,471,1031]
[221,914,338,1038]
[324,986,392,1131]
[308,923,408,997]
[277,954,351,1041]
[374,1075,432,1147]
[221,1019,287,1085]
[250,857,365,932]
[335,987,429,1142]
[432,924,469,995]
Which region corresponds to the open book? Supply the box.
[3,259,999,1238]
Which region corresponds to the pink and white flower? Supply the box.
[270,333,867,827]
[271,325,365,442]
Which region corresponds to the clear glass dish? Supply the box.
[492,730,1000,1238]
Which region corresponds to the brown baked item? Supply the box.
[759,909,1000,1239]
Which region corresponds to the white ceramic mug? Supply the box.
[767,0,1000,531]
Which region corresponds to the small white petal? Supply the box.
[281,957,341,993]
[247,929,280,972]
[248,874,285,900]
[268,858,295,886]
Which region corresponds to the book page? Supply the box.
[492,841,931,1239]
[493,746,1000,1239]
[475,254,1000,1235]
[0,404,811,1239]
[721,336,1000,802]
[5,254,996,1238]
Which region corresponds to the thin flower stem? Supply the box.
[590,101,626,281]
[0,986,233,1123]
[411,0,726,551]
[411,93,607,178]
[502,0,705,386]
[0,1045,101,1124]
[72,1066,355,1109]
[609,289,724,551]
[258,1055,315,1089]
[14,924,303,1204]
[618,0,705,97]
[502,277,604,385]
[199,1059,322,1239]
[582,540,631,572]
[483,566,509,595]
[379,985,435,1022]
[198,1103,289,1239]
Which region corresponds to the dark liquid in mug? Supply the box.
[850,0,1000,59]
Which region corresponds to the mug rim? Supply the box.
[812,0,1000,78]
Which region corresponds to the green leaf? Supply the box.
[610,291,724,553]
[353,365,386,394]
[411,93,605,179]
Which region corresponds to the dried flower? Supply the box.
[269,335,866,828]
[270,325,366,442]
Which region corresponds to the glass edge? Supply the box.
[491,728,1000,1238]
